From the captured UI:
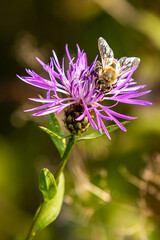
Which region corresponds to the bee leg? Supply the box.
[88,70,95,76]
[95,78,99,87]
[104,84,113,92]
[94,61,102,73]
[95,79,105,91]
[88,61,102,76]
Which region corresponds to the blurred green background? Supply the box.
[0,0,160,239]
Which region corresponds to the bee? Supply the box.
[94,37,140,92]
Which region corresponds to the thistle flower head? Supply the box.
[17,43,152,139]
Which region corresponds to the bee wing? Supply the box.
[98,37,114,67]
[118,57,140,77]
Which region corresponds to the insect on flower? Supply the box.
[94,37,140,92]
[17,38,152,139]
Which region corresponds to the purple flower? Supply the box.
[17,44,152,139]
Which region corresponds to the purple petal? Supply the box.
[99,118,111,140]
[32,101,76,116]
[65,44,75,70]
[82,100,98,130]
[103,108,137,120]
[17,74,54,90]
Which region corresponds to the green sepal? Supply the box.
[77,121,129,141]
[31,173,65,236]
[48,113,66,157]
[39,168,57,201]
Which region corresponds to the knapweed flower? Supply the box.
[17,44,151,139]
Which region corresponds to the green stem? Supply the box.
[25,134,76,240]
[25,203,44,240]
[55,134,76,183]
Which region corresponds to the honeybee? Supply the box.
[94,37,140,92]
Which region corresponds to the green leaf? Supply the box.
[77,121,129,141]
[40,126,71,139]
[48,113,66,157]
[107,121,129,132]
[40,126,62,139]
[77,132,105,141]
[32,173,65,235]
[39,168,57,201]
